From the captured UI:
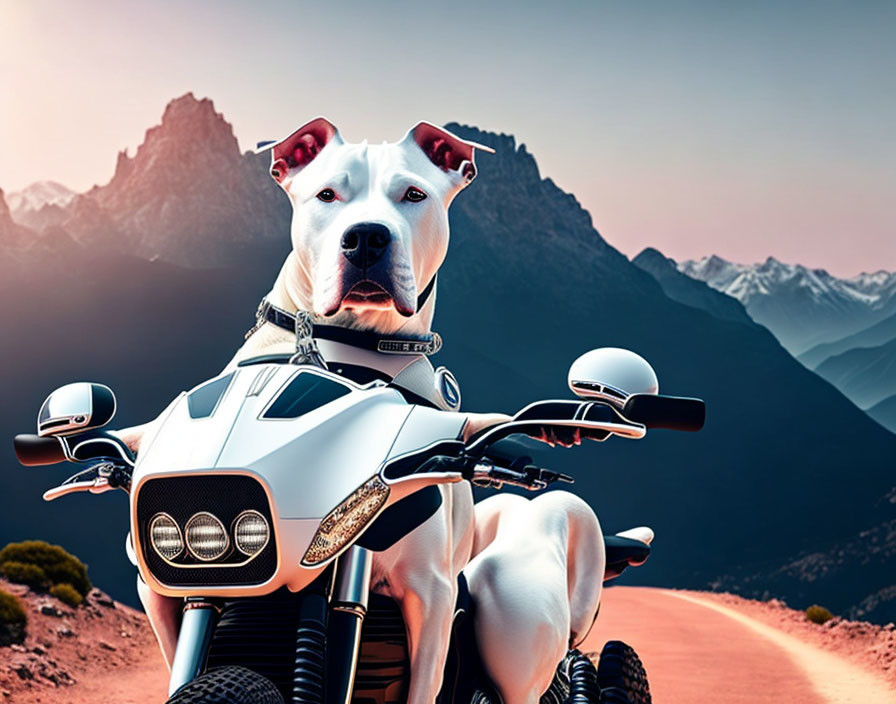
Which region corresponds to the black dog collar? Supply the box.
[248,298,442,356]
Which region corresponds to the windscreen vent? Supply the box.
[188,373,235,419]
[262,372,351,420]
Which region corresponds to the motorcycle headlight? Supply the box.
[149,513,183,561]
[302,476,389,567]
[185,511,229,561]
[233,510,270,557]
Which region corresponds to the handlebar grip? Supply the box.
[14,434,67,466]
[622,394,706,432]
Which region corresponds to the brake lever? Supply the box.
[42,461,132,502]
[43,478,109,501]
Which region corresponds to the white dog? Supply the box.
[130,118,606,704]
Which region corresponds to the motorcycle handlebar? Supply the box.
[14,434,67,466]
[622,394,705,432]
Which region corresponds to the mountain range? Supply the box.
[799,310,896,370]
[814,337,896,410]
[1,94,894,623]
[676,254,896,430]
[678,255,896,356]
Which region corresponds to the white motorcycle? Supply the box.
[14,347,704,704]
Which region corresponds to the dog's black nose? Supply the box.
[341,223,391,269]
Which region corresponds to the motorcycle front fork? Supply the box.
[165,546,374,702]
[328,546,373,704]
[168,598,220,696]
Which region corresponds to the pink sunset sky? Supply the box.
[1,0,893,276]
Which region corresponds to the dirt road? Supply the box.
[583,586,895,704]
[8,585,894,703]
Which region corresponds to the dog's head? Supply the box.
[265,118,491,332]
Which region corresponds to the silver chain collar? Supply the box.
[289,310,328,368]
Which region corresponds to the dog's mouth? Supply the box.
[344,281,392,305]
[327,280,415,317]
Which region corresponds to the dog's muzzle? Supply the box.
[341,223,391,270]
[329,222,416,317]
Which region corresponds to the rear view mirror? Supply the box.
[568,348,658,406]
[568,348,705,432]
[37,382,116,437]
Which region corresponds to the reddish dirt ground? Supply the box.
[3,582,895,703]
[0,579,167,704]
[583,586,896,703]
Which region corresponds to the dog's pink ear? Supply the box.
[266,117,342,183]
[403,122,494,184]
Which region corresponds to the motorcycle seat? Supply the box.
[603,528,652,581]
[604,535,651,567]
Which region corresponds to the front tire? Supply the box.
[165,665,285,704]
[595,641,651,704]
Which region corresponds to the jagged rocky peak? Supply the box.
[67,92,290,267]
[155,92,240,151]
[107,93,241,188]
[444,123,542,183]
[443,121,600,242]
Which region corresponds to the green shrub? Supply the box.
[0,541,90,597]
[806,604,834,625]
[0,589,26,646]
[0,561,48,591]
[0,589,26,625]
[49,583,83,608]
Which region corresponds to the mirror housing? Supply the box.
[37,383,116,437]
[568,348,658,407]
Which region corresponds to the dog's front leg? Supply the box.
[372,484,473,704]
[393,571,457,704]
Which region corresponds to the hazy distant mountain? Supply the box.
[868,395,896,434]
[632,248,754,326]
[0,188,44,253]
[7,180,76,232]
[1,98,894,623]
[814,337,896,410]
[7,180,76,214]
[800,311,896,370]
[678,255,896,355]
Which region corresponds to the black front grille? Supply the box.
[136,474,277,587]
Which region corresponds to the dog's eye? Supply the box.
[403,187,427,203]
[317,188,337,202]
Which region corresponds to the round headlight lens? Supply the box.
[233,510,270,556]
[185,512,229,561]
[149,513,183,561]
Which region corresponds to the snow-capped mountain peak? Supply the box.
[677,254,896,354]
[6,180,76,215]
[679,255,894,308]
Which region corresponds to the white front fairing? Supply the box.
[131,363,467,597]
